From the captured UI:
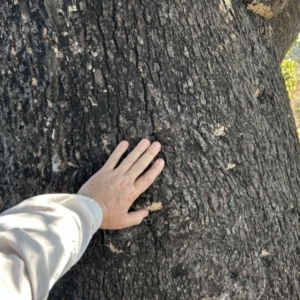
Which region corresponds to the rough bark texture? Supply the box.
[244,0,300,60]
[269,0,300,60]
[1,0,300,299]
[246,0,288,19]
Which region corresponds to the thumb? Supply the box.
[123,209,149,228]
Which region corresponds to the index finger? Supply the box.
[102,141,129,171]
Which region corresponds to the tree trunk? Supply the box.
[1,0,300,299]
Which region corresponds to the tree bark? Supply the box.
[1,0,300,299]
[269,0,300,60]
[245,0,300,60]
[246,0,289,19]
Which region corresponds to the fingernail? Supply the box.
[140,139,149,146]
[120,140,128,147]
[153,142,161,150]
[158,159,165,167]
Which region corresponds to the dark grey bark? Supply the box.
[245,0,300,60]
[1,0,300,299]
[269,0,300,60]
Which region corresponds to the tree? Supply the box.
[281,59,298,98]
[1,0,300,298]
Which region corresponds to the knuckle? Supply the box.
[126,188,138,201]
[120,176,130,186]
[113,176,131,192]
[125,159,133,166]
[143,174,154,185]
[134,161,145,172]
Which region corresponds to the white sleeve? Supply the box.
[0,193,103,300]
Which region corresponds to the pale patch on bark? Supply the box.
[136,202,163,211]
[214,124,226,137]
[101,140,111,155]
[32,78,38,86]
[107,242,124,254]
[227,163,236,170]
[68,5,78,13]
[42,27,47,39]
[219,0,234,23]
[261,249,270,257]
[52,153,61,173]
[147,202,163,211]
[247,1,274,19]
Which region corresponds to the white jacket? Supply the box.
[0,194,102,300]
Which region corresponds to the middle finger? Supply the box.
[117,139,151,173]
[127,141,161,180]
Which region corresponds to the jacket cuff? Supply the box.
[75,194,103,233]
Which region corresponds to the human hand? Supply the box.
[77,139,165,230]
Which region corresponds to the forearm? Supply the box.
[0,139,164,299]
[0,194,102,300]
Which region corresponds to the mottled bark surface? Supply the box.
[1,0,300,299]
[245,0,300,60]
[269,0,300,60]
[246,0,288,19]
